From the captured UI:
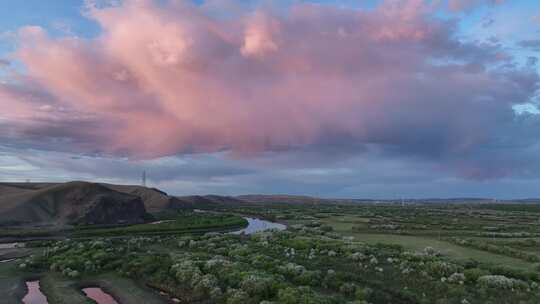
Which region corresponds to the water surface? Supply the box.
[22,281,48,304]
[149,220,174,225]
[232,217,286,235]
[0,242,24,249]
[82,287,119,304]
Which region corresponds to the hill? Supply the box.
[173,195,252,209]
[0,181,148,227]
[102,184,185,213]
[0,182,251,226]
[99,185,249,211]
[237,194,334,205]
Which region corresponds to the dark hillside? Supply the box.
[0,181,148,227]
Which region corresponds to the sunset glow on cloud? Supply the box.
[1,0,539,197]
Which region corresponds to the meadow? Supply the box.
[3,202,540,303]
[73,212,248,237]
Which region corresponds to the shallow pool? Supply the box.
[22,280,48,304]
[82,287,119,304]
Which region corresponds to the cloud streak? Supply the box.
[448,0,504,12]
[0,0,539,182]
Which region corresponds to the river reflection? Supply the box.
[232,217,286,235]
[82,287,119,304]
[22,281,48,304]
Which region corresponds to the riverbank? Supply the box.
[0,261,37,304]
[8,215,288,304]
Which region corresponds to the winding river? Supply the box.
[232,217,286,235]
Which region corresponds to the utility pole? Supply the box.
[142,171,147,187]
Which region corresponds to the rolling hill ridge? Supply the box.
[0,181,148,227]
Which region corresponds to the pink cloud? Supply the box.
[0,0,537,182]
[241,13,280,59]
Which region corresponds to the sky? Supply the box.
[1,0,540,199]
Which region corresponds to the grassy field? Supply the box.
[0,228,63,239]
[90,273,166,304]
[352,233,531,269]
[0,212,248,240]
[1,249,168,304]
[39,273,165,304]
[0,260,26,303]
[314,215,534,269]
[1,212,247,303]
[40,274,94,304]
[6,203,540,303]
[73,212,247,237]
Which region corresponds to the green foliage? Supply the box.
[74,213,247,237]
[13,203,540,304]
[464,268,490,283]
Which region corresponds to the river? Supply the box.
[232,217,286,235]
[18,216,285,303]
[82,287,119,304]
[22,281,47,304]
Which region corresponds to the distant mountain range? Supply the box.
[0,182,148,228]
[0,181,256,228]
[1,181,538,228]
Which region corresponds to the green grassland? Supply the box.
[73,212,247,237]
[0,212,248,240]
[5,203,540,303]
[315,215,535,269]
[0,260,27,303]
[234,203,540,271]
[38,272,165,304]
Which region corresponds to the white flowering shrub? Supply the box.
[239,274,277,298]
[171,260,202,287]
[279,262,306,279]
[477,275,528,290]
[250,254,275,270]
[204,255,231,273]
[425,261,461,278]
[351,252,367,261]
[284,247,296,258]
[448,272,465,285]
[423,247,440,256]
[193,274,219,298]
[226,289,250,304]
[308,248,317,260]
